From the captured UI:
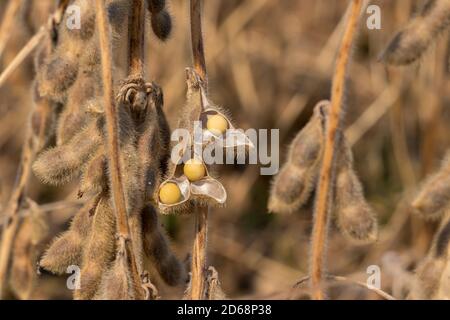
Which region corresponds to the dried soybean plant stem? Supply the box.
[0,0,70,89]
[190,0,208,86]
[0,29,46,88]
[0,0,23,60]
[95,0,143,296]
[190,0,208,300]
[128,0,146,77]
[309,0,362,300]
[191,206,209,299]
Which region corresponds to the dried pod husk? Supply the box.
[334,140,378,243]
[74,196,116,300]
[268,101,328,214]
[190,173,227,206]
[158,175,192,213]
[39,196,99,274]
[200,107,253,150]
[10,201,48,299]
[412,151,450,220]
[150,10,172,41]
[142,205,187,286]
[158,68,227,214]
[33,118,103,185]
[158,160,227,213]
[177,68,205,141]
[380,0,450,65]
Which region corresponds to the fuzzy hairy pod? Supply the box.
[334,141,378,243]
[10,202,48,299]
[33,118,103,185]
[39,196,99,275]
[94,239,138,300]
[79,147,108,197]
[410,213,450,299]
[36,52,79,102]
[115,80,170,215]
[56,73,101,145]
[146,0,166,13]
[380,0,450,65]
[95,254,134,300]
[36,0,102,103]
[145,0,172,41]
[409,256,446,299]
[412,151,450,220]
[57,0,96,40]
[142,205,187,286]
[151,10,172,41]
[74,197,116,300]
[268,101,328,214]
[268,165,313,214]
[31,82,58,152]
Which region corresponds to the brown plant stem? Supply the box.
[191,206,209,299]
[0,29,46,89]
[189,0,209,300]
[95,0,144,299]
[128,0,146,77]
[190,0,208,86]
[309,0,362,300]
[0,0,23,60]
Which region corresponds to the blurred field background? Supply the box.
[0,0,449,299]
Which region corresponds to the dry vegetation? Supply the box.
[0,0,450,300]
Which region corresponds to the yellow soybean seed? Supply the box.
[184,159,206,182]
[159,183,182,205]
[207,114,228,136]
